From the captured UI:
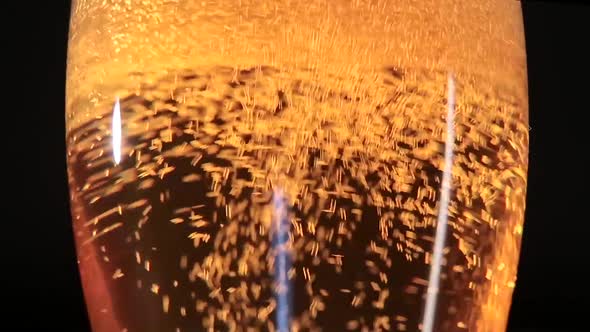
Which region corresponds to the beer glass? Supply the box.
[65,1,528,331]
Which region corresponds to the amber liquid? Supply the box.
[66,1,528,331]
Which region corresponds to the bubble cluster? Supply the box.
[67,64,527,331]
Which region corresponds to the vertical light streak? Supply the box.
[112,97,122,165]
[422,73,456,332]
[273,188,292,332]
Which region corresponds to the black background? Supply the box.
[27,1,589,331]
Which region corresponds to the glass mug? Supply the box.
[65,1,528,331]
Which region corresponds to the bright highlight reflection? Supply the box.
[273,188,292,332]
[112,98,122,165]
[422,74,456,332]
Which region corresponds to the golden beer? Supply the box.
[65,1,528,331]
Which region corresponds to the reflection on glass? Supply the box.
[422,74,455,332]
[65,1,529,331]
[112,98,122,165]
